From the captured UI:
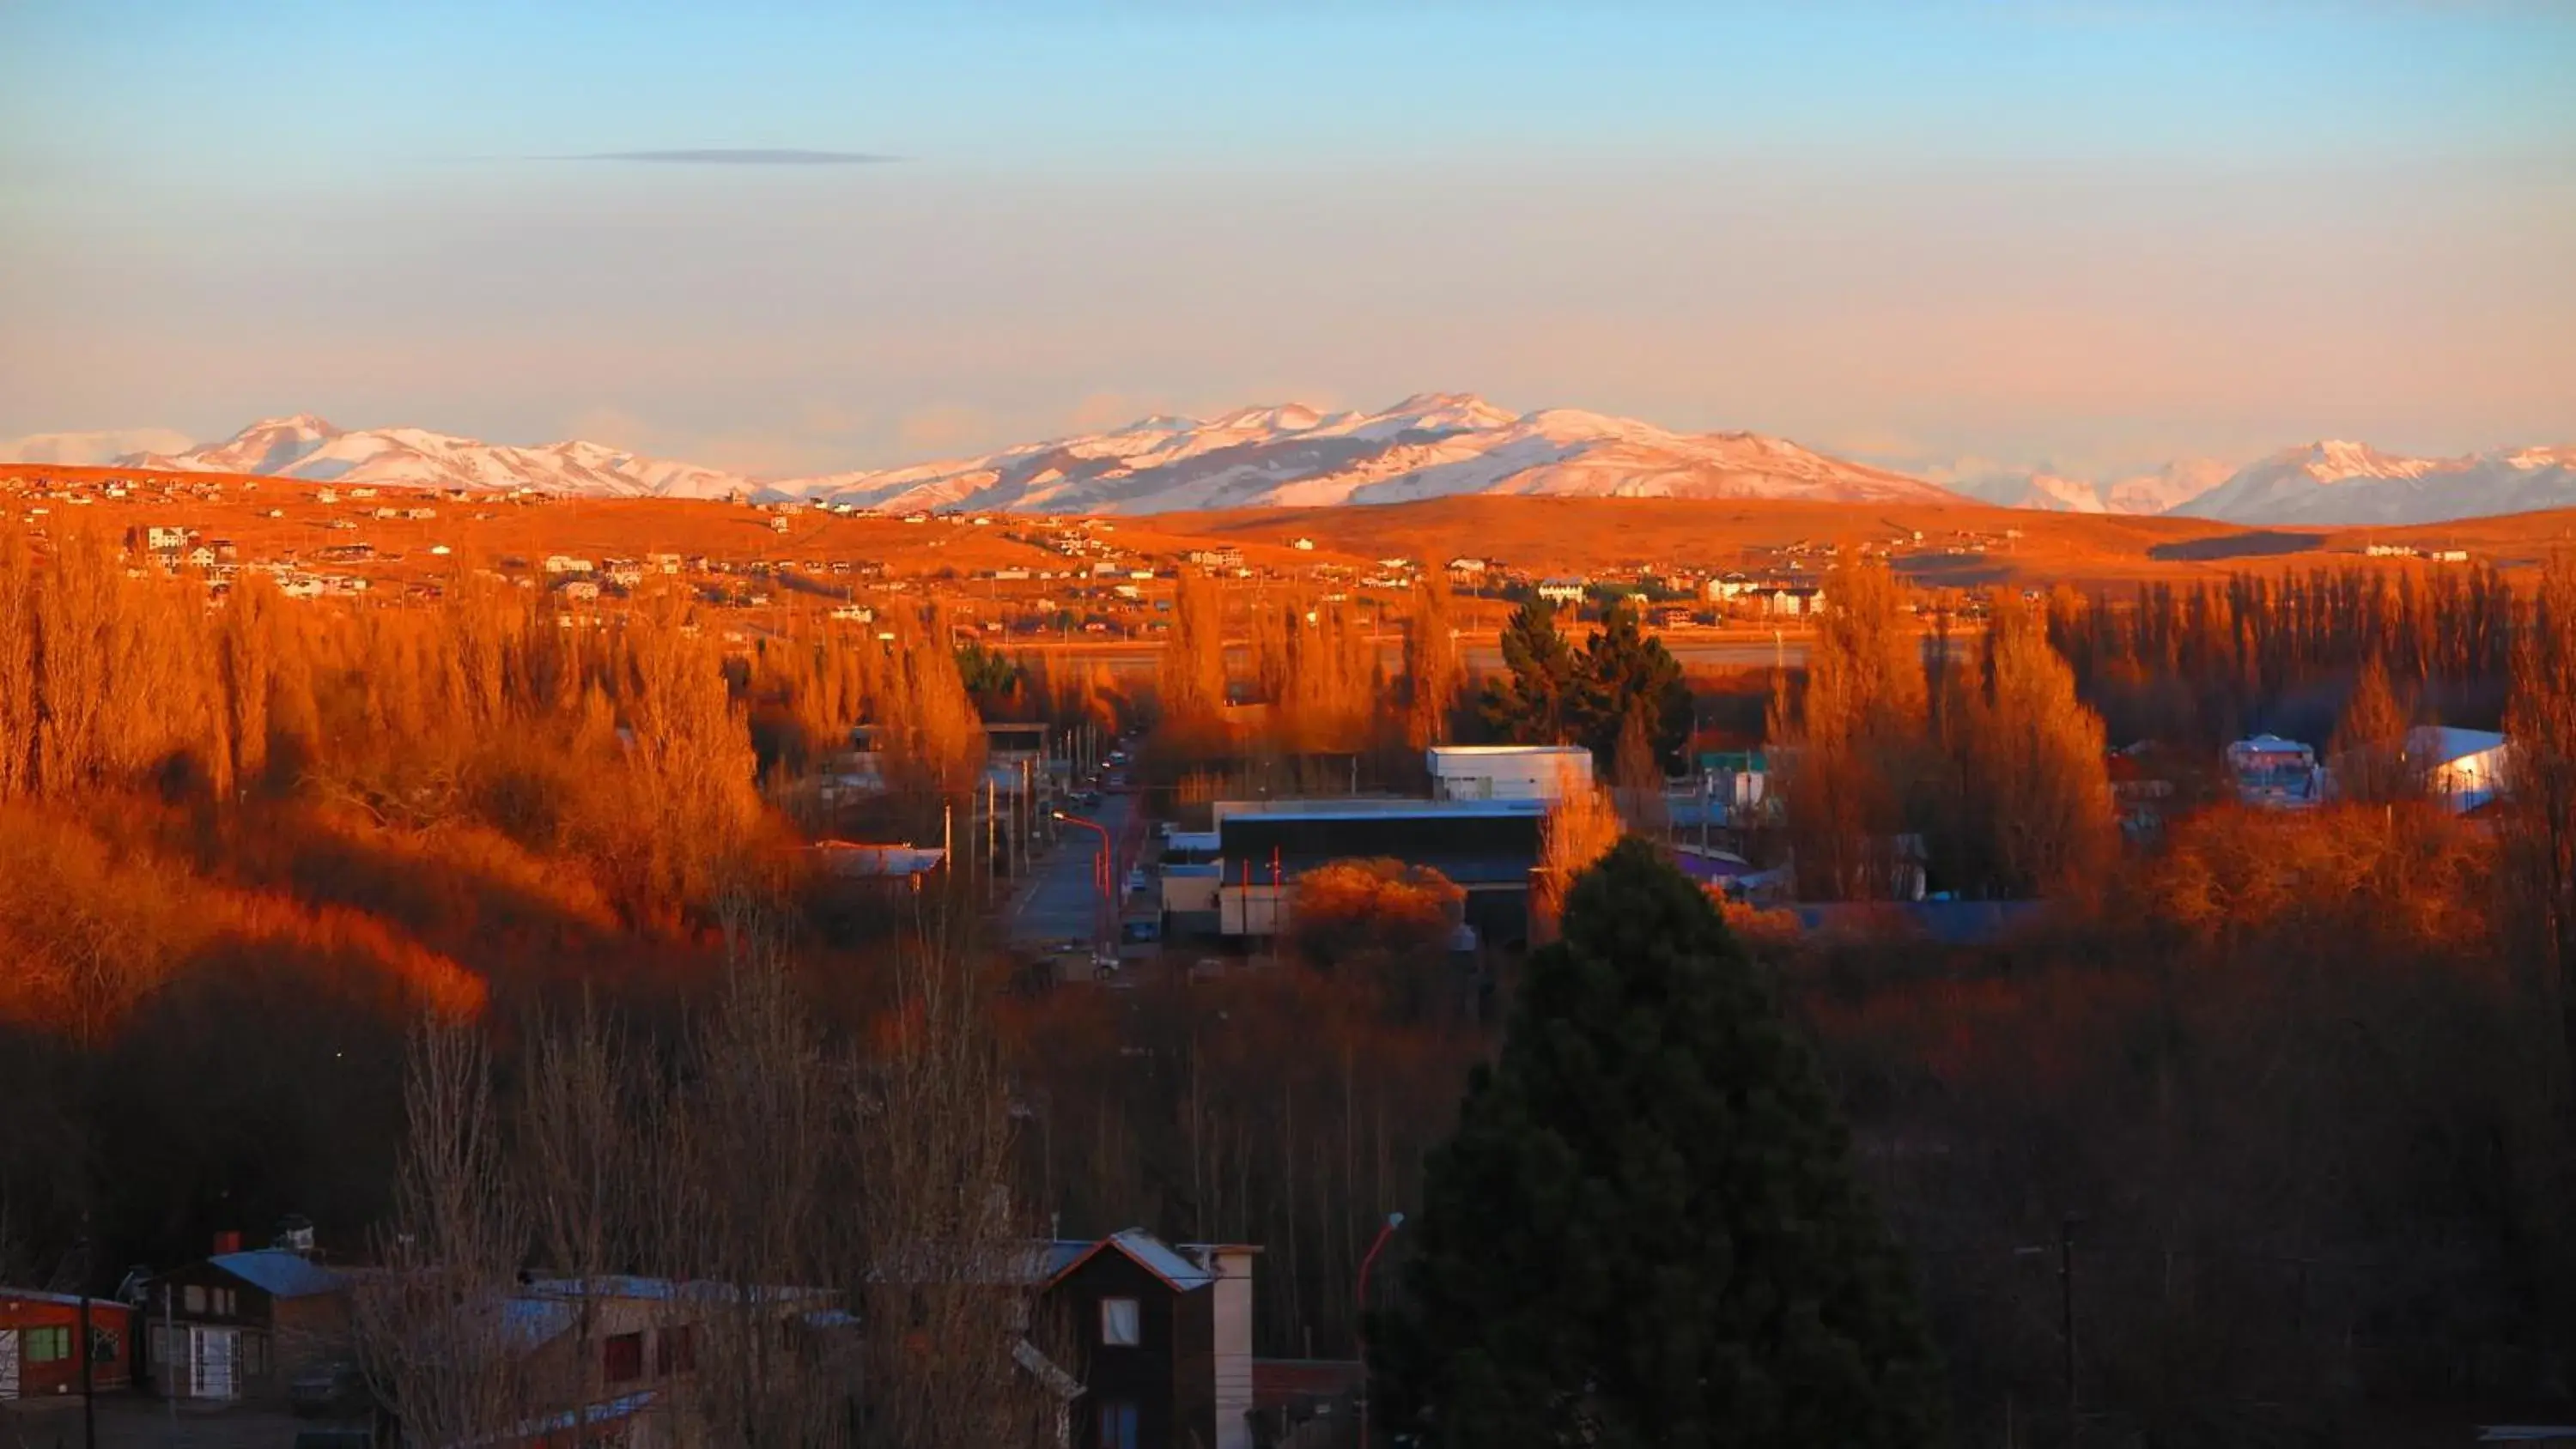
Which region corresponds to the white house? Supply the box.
[1535,578,1588,606]
[1426,744,1595,803]
[2406,725,2512,814]
[1761,585,1825,617]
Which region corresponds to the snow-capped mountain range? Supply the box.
[119,415,748,500]
[1938,458,2239,517]
[780,394,1951,514]
[2169,441,2576,526]
[59,396,1953,513]
[10,399,2571,525]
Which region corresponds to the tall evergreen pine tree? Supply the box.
[1372,840,1947,1448]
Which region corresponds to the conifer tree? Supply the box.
[1374,840,1946,1448]
[1571,598,1692,774]
[1482,597,1577,744]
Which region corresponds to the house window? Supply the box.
[25,1325,71,1362]
[603,1332,644,1384]
[1096,1399,1139,1449]
[184,1285,206,1314]
[1099,1297,1140,1347]
[654,1325,696,1377]
[215,1288,236,1316]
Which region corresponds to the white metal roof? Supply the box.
[2409,724,2508,767]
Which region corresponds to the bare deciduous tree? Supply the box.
[352,1019,531,1448]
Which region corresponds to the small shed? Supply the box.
[0,1288,134,1398]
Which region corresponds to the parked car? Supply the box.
[1126,866,1149,894]
[289,1361,370,1419]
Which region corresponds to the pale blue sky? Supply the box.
[4,1,2571,478]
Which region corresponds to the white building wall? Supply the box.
[1425,746,1594,803]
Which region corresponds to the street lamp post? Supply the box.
[1354,1211,1405,1449]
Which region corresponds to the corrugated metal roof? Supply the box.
[210,1250,344,1300]
[0,1287,125,1311]
[1110,1228,1215,1290]
[2410,725,2508,767]
[1045,1228,1215,1292]
[811,841,947,878]
[502,1297,576,1348]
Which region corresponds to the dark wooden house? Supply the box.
[1040,1230,1257,1449]
[146,1246,349,1403]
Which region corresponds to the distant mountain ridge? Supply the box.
[2169,441,2576,525]
[46,401,2576,525]
[124,415,748,500]
[780,392,1954,514]
[110,395,1959,513]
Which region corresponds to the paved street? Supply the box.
[1005,787,1136,949]
[3,1393,306,1449]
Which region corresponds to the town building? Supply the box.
[2406,725,2512,813]
[2227,734,2322,809]
[0,1288,134,1399]
[1425,744,1594,803]
[1211,797,1546,945]
[145,1241,348,1403]
[1040,1230,1257,1449]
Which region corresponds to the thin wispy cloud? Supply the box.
[551,148,901,165]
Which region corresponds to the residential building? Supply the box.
[1040,1231,1256,1449]
[0,1288,134,1399]
[1425,744,1594,803]
[146,1243,348,1404]
[1212,797,1546,944]
[2227,735,2322,809]
[1534,578,1587,606]
[1761,585,1825,617]
[2406,725,2512,814]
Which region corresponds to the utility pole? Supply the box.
[2060,1214,2080,1449]
[77,1240,95,1449]
[164,1280,177,1444]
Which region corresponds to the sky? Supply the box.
[3,0,2573,482]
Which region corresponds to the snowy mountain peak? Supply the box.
[2176,441,2576,524]
[2275,439,2432,482]
[776,394,1954,515]
[81,401,2571,525]
[125,417,750,500]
